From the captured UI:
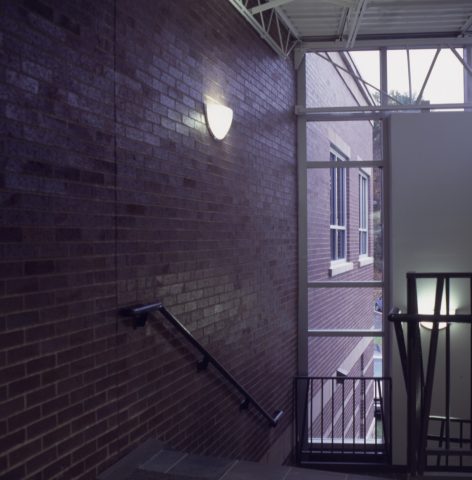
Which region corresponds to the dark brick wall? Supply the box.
[0,0,297,478]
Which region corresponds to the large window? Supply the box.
[330,149,347,261]
[359,171,369,257]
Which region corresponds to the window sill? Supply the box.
[329,260,354,277]
[358,256,374,267]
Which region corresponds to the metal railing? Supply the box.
[120,301,283,428]
[295,376,391,464]
[389,272,472,475]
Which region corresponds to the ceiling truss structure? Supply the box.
[228,0,472,115]
[229,0,472,54]
[227,0,299,57]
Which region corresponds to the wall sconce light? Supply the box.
[418,287,449,330]
[420,320,448,330]
[204,102,233,140]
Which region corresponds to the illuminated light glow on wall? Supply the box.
[205,102,233,140]
[418,287,450,330]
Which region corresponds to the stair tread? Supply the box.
[98,438,402,480]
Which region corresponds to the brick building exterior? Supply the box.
[305,53,380,441]
[0,1,297,478]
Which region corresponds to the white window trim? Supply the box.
[358,256,374,267]
[329,259,354,277]
[359,170,369,259]
[330,147,348,263]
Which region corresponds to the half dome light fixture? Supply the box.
[205,102,233,140]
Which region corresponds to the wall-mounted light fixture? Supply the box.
[420,320,448,330]
[204,102,233,140]
[418,284,449,330]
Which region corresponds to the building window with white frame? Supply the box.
[330,149,347,262]
[359,171,369,257]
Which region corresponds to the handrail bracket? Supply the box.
[120,300,283,428]
[197,356,210,371]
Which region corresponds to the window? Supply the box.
[359,171,369,257]
[330,149,347,261]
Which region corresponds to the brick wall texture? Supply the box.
[0,1,297,478]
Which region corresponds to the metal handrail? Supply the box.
[120,301,283,428]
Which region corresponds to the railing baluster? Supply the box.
[331,378,334,453]
[342,380,345,453]
[353,379,356,454]
[460,420,464,468]
[321,378,324,452]
[295,376,390,463]
[310,378,313,456]
[363,377,366,454]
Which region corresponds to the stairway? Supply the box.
[97,439,404,480]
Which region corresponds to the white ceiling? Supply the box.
[228,0,472,55]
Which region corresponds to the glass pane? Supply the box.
[349,50,381,105]
[308,336,383,378]
[306,52,370,108]
[307,168,384,282]
[387,49,464,106]
[420,49,464,105]
[307,121,382,162]
[308,287,382,330]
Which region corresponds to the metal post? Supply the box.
[406,273,420,475]
[465,47,472,110]
[296,50,309,455]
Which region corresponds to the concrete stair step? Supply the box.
[97,439,403,480]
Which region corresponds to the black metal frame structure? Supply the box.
[120,301,283,428]
[295,376,392,466]
[389,272,472,475]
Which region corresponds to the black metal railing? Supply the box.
[295,376,391,465]
[120,301,283,428]
[389,272,472,475]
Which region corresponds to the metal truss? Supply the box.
[227,0,299,58]
[297,44,472,117]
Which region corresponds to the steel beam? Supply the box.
[450,47,472,77]
[465,47,472,107]
[250,0,293,15]
[227,0,298,57]
[296,102,472,116]
[301,36,472,52]
[416,48,440,104]
[315,52,400,105]
[460,13,472,36]
[346,0,368,49]
[308,329,384,337]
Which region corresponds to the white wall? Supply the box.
[389,112,472,464]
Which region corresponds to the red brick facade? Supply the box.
[304,54,380,440]
[0,1,297,478]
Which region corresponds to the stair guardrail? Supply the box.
[120,301,283,428]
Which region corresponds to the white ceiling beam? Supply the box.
[275,5,300,39]
[295,103,472,117]
[301,36,472,52]
[460,13,472,36]
[250,0,294,15]
[346,0,368,49]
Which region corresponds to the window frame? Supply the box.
[329,148,348,263]
[359,170,369,258]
